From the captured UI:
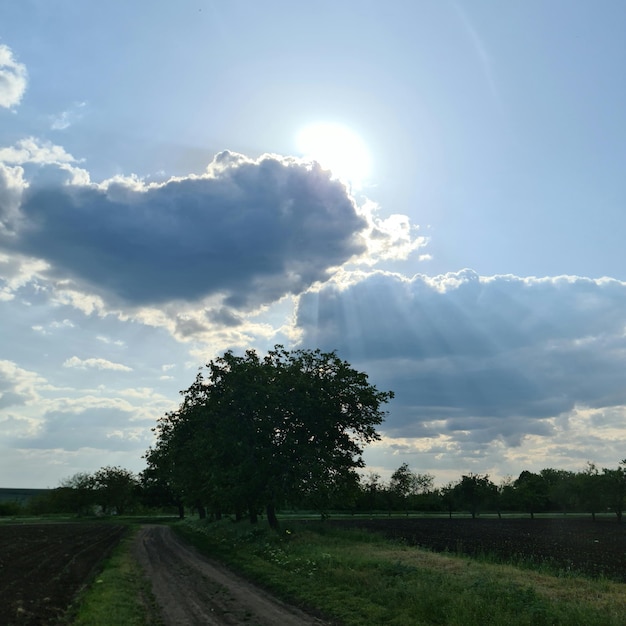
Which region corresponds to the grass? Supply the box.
[174,518,626,626]
[67,525,161,626]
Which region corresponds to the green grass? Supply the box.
[174,518,626,626]
[67,525,161,626]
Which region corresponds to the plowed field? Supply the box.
[328,517,626,582]
[0,523,126,625]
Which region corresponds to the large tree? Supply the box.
[148,346,393,528]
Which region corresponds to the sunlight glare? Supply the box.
[296,122,372,189]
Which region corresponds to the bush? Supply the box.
[0,501,23,516]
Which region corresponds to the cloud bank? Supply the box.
[297,270,626,446]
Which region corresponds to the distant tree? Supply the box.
[304,468,362,518]
[575,463,605,521]
[440,482,458,519]
[412,472,435,495]
[389,463,415,514]
[148,346,393,529]
[514,471,548,519]
[454,474,497,519]
[601,460,626,523]
[540,468,577,514]
[58,472,96,516]
[360,472,384,513]
[389,463,434,514]
[495,476,516,518]
[0,500,23,516]
[92,466,138,515]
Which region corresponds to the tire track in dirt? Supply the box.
[133,525,328,626]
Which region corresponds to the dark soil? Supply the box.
[0,522,125,625]
[327,516,626,582]
[4,517,624,625]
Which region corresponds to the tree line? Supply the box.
[5,346,625,524]
[12,459,625,524]
[358,461,626,522]
[12,466,139,517]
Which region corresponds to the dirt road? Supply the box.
[132,525,329,626]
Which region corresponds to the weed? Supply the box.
[173,519,626,626]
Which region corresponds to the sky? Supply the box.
[1,1,625,489]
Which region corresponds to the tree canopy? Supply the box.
[145,345,394,527]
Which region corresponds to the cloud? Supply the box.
[0,252,48,300]
[358,204,428,264]
[0,137,77,166]
[0,360,46,409]
[0,44,27,109]
[0,163,26,234]
[2,151,373,309]
[296,269,626,445]
[18,407,151,452]
[0,140,89,233]
[50,101,87,131]
[63,357,133,372]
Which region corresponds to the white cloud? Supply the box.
[0,252,49,301]
[0,360,47,408]
[50,319,74,329]
[62,356,133,372]
[50,101,87,131]
[0,44,27,109]
[357,202,428,264]
[0,138,90,195]
[0,137,77,166]
[96,335,125,346]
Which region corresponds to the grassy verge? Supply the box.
[174,518,626,626]
[67,525,161,626]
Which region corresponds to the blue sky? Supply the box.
[1,1,625,488]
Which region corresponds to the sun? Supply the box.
[296,122,372,189]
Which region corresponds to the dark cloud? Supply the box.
[4,152,366,308]
[297,270,626,443]
[206,306,243,327]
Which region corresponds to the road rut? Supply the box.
[133,525,328,626]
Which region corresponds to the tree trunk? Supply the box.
[266,502,279,530]
[249,507,258,524]
[177,502,185,519]
[196,502,206,519]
